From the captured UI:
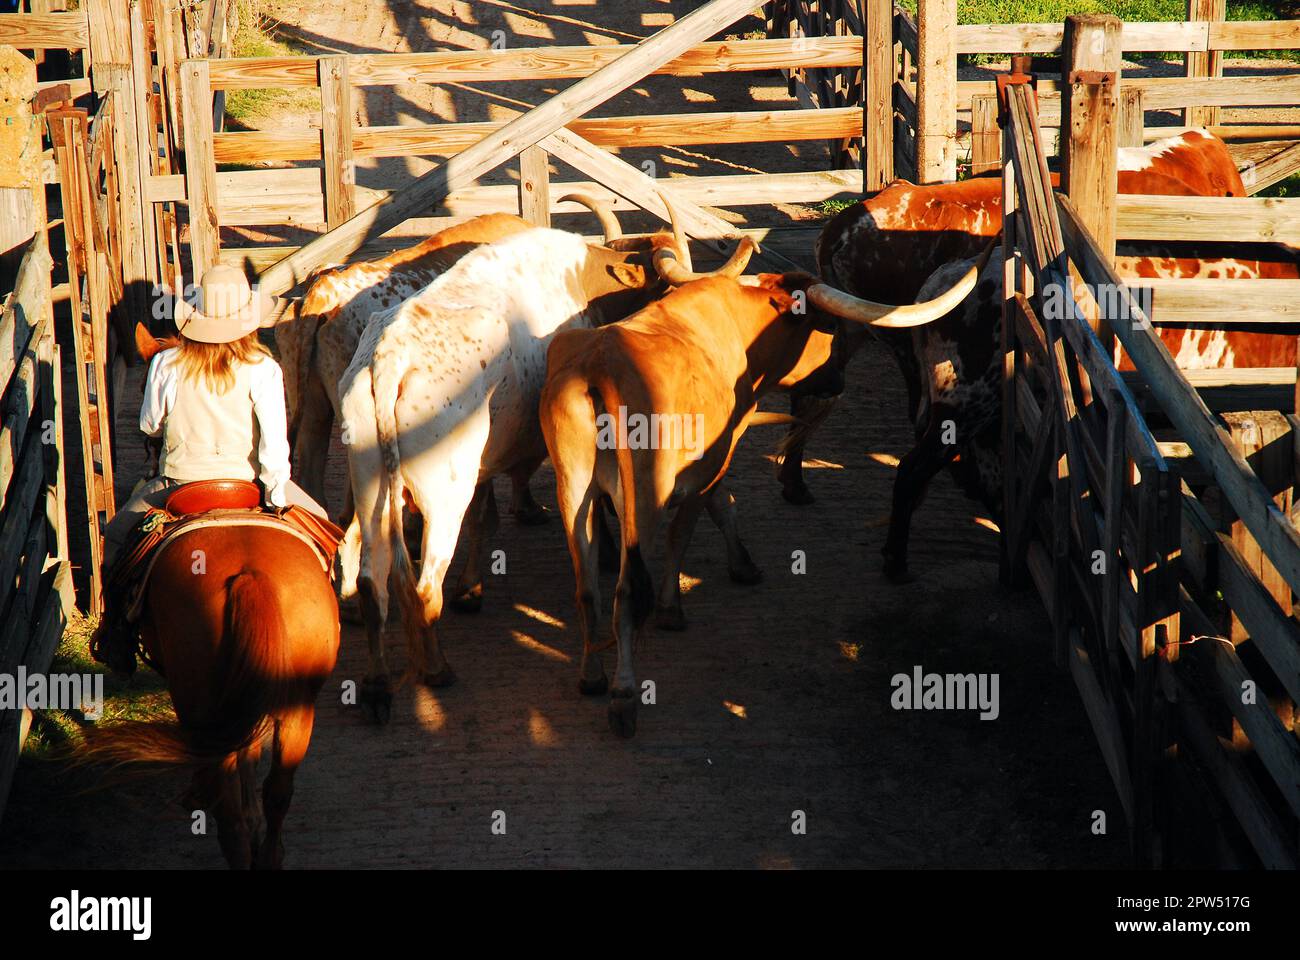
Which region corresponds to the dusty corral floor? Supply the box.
[2,332,1130,870]
[1,1,1139,869]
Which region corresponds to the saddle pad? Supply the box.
[125,511,333,623]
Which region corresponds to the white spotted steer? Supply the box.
[339,224,750,722]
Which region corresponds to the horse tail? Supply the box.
[82,569,288,766]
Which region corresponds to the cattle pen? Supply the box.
[996,16,1300,868]
[0,0,1298,872]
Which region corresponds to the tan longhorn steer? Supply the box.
[539,243,990,737]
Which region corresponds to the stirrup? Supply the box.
[89,605,138,677]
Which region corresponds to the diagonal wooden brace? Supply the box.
[541,127,802,274]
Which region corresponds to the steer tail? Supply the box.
[369,336,427,669]
[591,375,654,629]
[775,394,838,468]
[81,570,287,766]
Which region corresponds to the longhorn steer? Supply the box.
[279,212,536,513]
[787,129,1254,505]
[539,249,989,737]
[281,199,659,615]
[883,238,1300,579]
[337,218,752,723]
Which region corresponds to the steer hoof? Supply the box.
[608,689,638,739]
[728,558,763,585]
[781,482,816,506]
[338,595,364,625]
[882,554,915,584]
[423,666,458,689]
[515,503,550,526]
[654,603,687,631]
[359,675,393,725]
[578,675,609,696]
[449,585,483,613]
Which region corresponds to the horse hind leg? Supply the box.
[214,753,254,869]
[239,745,265,864]
[256,705,315,871]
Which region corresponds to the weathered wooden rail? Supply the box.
[999,16,1300,867]
[869,0,1300,188]
[765,0,864,167]
[0,45,75,823]
[160,26,865,280]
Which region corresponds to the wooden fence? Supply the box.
[870,0,1300,188]
[999,16,1299,867]
[157,27,866,280]
[765,0,864,167]
[0,50,75,822]
[0,0,230,622]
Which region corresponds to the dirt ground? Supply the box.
[0,1,1154,869]
[0,311,1131,870]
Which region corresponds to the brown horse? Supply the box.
[86,525,340,869]
[86,325,340,868]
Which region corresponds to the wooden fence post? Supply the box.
[1186,0,1224,129]
[85,0,131,93]
[1061,14,1121,353]
[915,0,956,183]
[319,55,356,230]
[863,0,894,191]
[999,127,1017,585]
[970,94,998,176]
[0,47,41,290]
[180,58,219,281]
[1222,412,1294,644]
[50,110,106,614]
[1119,88,1144,149]
[128,0,160,286]
[207,0,229,130]
[104,62,150,318]
[518,144,551,227]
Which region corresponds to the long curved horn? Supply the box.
[807,238,998,329]
[653,193,760,284]
[653,236,760,285]
[559,192,623,244]
[662,192,693,273]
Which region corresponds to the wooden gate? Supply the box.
[999,16,1300,867]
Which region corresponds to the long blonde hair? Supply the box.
[174,331,272,394]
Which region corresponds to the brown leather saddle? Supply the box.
[112,479,345,627]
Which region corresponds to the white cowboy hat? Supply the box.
[174,265,276,343]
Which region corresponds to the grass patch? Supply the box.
[223,0,320,127]
[1257,172,1300,197]
[20,612,174,762]
[817,197,859,216]
[894,1,1298,62]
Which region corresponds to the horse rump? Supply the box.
[81,568,291,767]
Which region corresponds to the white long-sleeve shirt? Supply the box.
[140,347,292,507]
